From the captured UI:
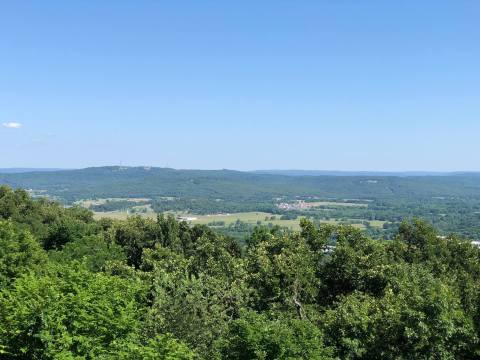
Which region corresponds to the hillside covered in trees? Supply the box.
[1,185,480,359]
[2,167,480,203]
[2,166,480,240]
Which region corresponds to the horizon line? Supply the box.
[1,166,480,174]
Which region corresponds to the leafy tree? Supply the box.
[49,234,126,272]
[2,187,480,359]
[220,310,333,360]
[110,216,162,268]
[246,227,318,314]
[0,220,47,287]
[318,225,391,304]
[0,264,196,358]
[322,264,477,359]
[144,245,250,359]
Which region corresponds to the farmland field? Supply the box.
[307,201,368,207]
[92,209,387,231]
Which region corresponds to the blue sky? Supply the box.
[1,1,479,170]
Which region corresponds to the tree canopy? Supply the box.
[1,185,480,359]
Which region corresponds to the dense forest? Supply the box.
[2,166,480,240]
[1,185,480,359]
[3,167,480,203]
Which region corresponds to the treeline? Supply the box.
[152,198,276,215]
[1,185,480,359]
[90,199,150,213]
[279,197,480,240]
[4,166,480,205]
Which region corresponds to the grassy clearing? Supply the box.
[76,198,151,208]
[92,209,157,220]
[188,212,302,230]
[369,220,387,228]
[307,201,368,207]
[182,212,367,230]
[92,210,379,230]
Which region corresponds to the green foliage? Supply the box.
[322,265,477,359]
[4,168,480,240]
[143,243,249,359]
[90,199,150,213]
[318,227,391,304]
[42,210,94,250]
[0,220,47,287]
[246,227,318,312]
[220,311,333,360]
[109,334,195,360]
[1,187,480,359]
[0,264,143,358]
[49,234,126,272]
[108,216,163,268]
[0,185,97,250]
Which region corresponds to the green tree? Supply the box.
[49,234,126,272]
[144,245,250,359]
[246,228,318,315]
[322,264,477,359]
[220,310,333,360]
[0,220,47,287]
[319,225,391,304]
[0,264,196,358]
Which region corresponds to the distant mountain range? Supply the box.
[1,167,477,176]
[0,168,65,174]
[252,170,480,177]
[1,166,480,204]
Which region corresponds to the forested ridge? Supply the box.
[2,167,480,241]
[2,167,480,203]
[1,185,480,359]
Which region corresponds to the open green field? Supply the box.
[76,197,151,208]
[306,201,368,207]
[369,220,387,228]
[92,210,386,230]
[186,212,372,230]
[186,212,302,229]
[92,209,157,220]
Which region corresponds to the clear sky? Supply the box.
[1,1,479,171]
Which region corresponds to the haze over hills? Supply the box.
[2,167,478,176]
[1,166,480,203]
[2,166,480,241]
[252,170,479,177]
[0,168,65,174]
